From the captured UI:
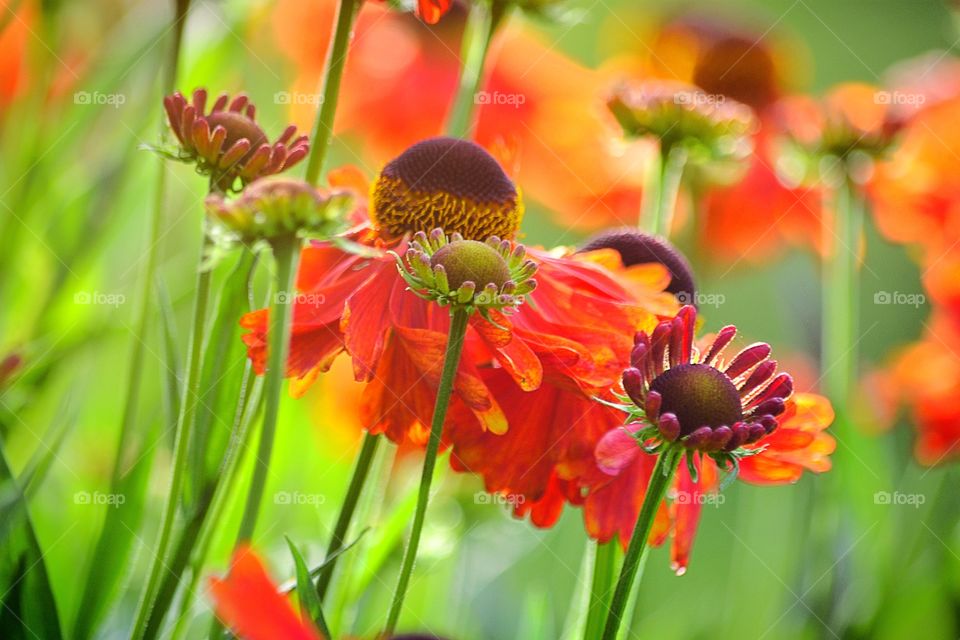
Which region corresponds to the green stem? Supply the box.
[445,0,509,138]
[821,168,862,405]
[643,144,687,237]
[233,235,300,542]
[303,0,361,185]
[131,228,214,640]
[76,5,189,637]
[382,307,470,635]
[583,541,618,640]
[600,448,681,640]
[315,431,381,602]
[172,369,264,639]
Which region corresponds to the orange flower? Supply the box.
[885,312,960,466]
[240,139,668,446]
[580,305,834,573]
[209,546,322,640]
[269,0,647,230]
[585,392,834,573]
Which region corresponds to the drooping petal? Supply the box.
[209,546,322,640]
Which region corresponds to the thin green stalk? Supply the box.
[172,370,264,639]
[76,4,190,637]
[445,0,509,138]
[233,234,300,542]
[315,431,381,602]
[131,228,214,640]
[583,541,617,640]
[821,169,862,405]
[643,144,687,237]
[304,0,361,185]
[383,308,470,635]
[600,448,681,640]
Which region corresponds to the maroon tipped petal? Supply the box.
[724,343,772,379]
[622,368,645,407]
[645,390,662,422]
[658,412,681,441]
[701,325,737,366]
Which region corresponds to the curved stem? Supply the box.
[382,307,470,635]
[600,448,681,640]
[233,235,300,542]
[445,0,509,138]
[304,0,361,185]
[315,431,381,602]
[131,228,214,640]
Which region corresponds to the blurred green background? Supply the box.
[1,0,958,638]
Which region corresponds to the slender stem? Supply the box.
[77,5,189,637]
[172,370,264,639]
[445,0,508,138]
[583,541,618,640]
[644,143,687,237]
[304,0,361,185]
[821,168,862,405]
[315,431,381,602]
[383,308,470,635]
[233,235,300,542]
[131,228,214,640]
[600,449,681,640]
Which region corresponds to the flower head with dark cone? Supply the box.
[371,136,523,241]
[580,228,696,306]
[608,80,758,164]
[614,305,793,472]
[395,229,537,316]
[162,88,309,192]
[205,176,352,245]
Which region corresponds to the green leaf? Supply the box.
[285,537,331,640]
[71,430,157,640]
[156,276,182,450]
[185,248,257,512]
[0,445,64,640]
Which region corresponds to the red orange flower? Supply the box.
[240,139,669,446]
[269,0,648,229]
[582,306,835,571]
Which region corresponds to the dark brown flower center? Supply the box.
[580,228,697,303]
[372,137,522,241]
[649,363,742,436]
[430,240,511,290]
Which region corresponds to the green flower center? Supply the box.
[430,240,512,290]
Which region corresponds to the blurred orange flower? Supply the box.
[209,546,322,640]
[885,312,960,465]
[270,0,646,229]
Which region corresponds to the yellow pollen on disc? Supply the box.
[371,175,523,241]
